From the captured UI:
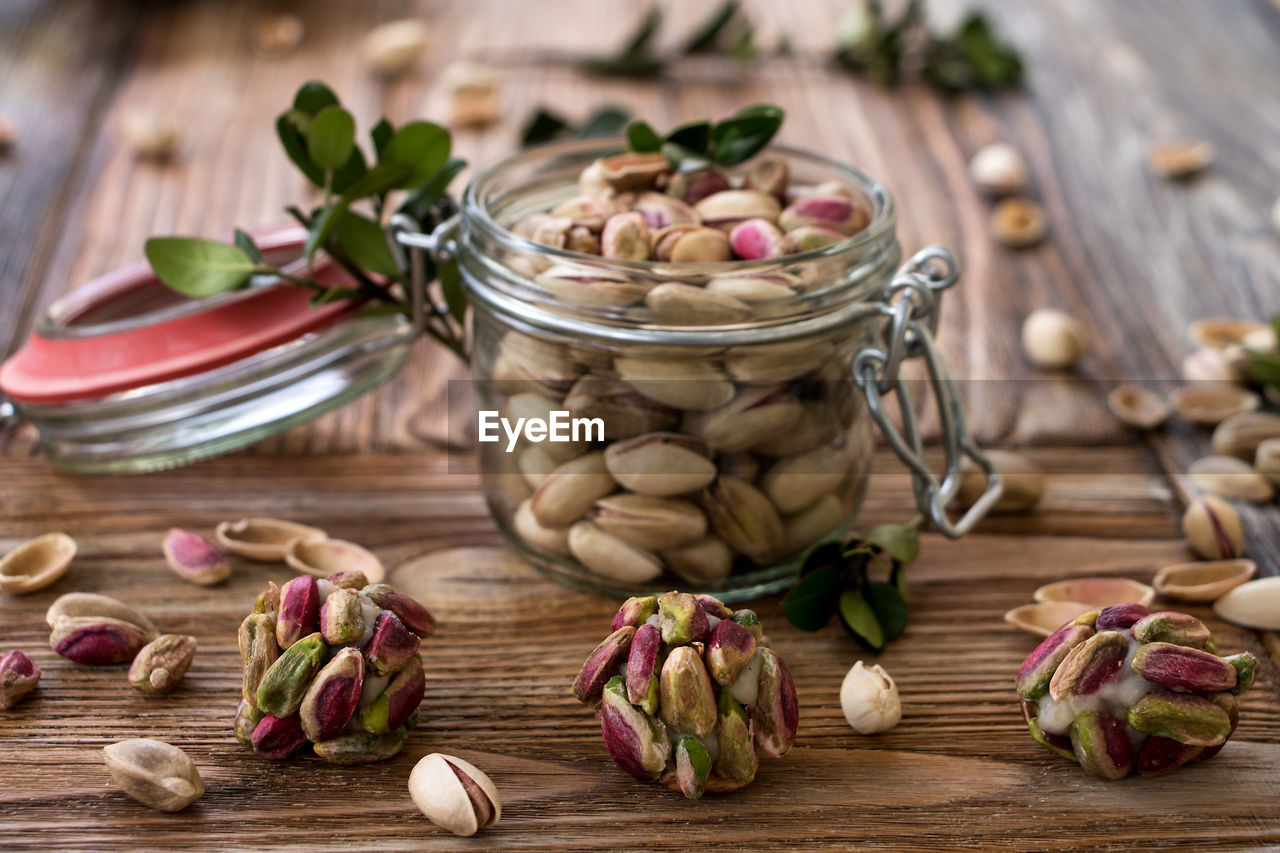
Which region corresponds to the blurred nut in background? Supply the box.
[363,19,429,77]
[1181,494,1243,560]
[1147,141,1214,179]
[1021,308,1087,370]
[0,116,15,152]
[443,62,501,128]
[968,143,1028,195]
[252,14,304,56]
[1107,384,1169,430]
[956,449,1044,514]
[991,197,1045,247]
[122,111,178,160]
[1255,438,1280,486]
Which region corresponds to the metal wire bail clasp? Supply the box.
[852,246,1003,538]
[389,212,461,335]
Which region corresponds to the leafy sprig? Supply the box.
[781,520,921,652]
[145,81,468,362]
[625,105,784,174]
[575,2,767,78]
[519,105,633,148]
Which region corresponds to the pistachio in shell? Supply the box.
[1213,577,1280,631]
[1187,455,1275,503]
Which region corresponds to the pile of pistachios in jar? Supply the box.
[483,141,880,590]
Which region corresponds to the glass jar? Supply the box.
[453,139,999,601]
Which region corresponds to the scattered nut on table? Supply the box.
[443,61,501,128]
[122,110,178,160]
[956,449,1044,514]
[840,661,901,734]
[1021,308,1087,370]
[103,738,205,812]
[1181,494,1243,560]
[1107,384,1169,430]
[968,143,1028,195]
[252,14,304,55]
[991,197,1046,247]
[362,19,429,76]
[0,650,40,709]
[162,528,231,586]
[1147,141,1213,179]
[409,753,501,837]
[0,115,15,152]
[0,532,76,595]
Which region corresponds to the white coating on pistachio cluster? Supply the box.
[1035,636,1154,746]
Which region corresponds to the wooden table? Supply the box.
[1,1,1278,849]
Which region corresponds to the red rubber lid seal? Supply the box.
[0,226,362,405]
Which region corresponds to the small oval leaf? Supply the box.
[782,565,842,631]
[308,107,356,172]
[145,238,257,298]
[838,588,884,651]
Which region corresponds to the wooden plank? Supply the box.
[0,450,1276,850]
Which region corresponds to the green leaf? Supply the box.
[577,106,631,138]
[620,6,663,57]
[370,118,394,159]
[683,0,740,54]
[399,157,466,224]
[304,204,341,260]
[438,257,467,323]
[233,228,263,264]
[665,120,711,154]
[382,121,451,189]
[627,121,663,153]
[838,588,884,652]
[277,113,326,188]
[800,541,844,578]
[863,581,907,642]
[576,55,665,78]
[521,108,573,147]
[710,105,784,165]
[292,81,340,117]
[340,162,414,201]
[334,211,399,278]
[858,520,921,565]
[145,237,257,298]
[661,141,712,174]
[1246,349,1280,387]
[311,285,362,305]
[308,107,357,172]
[781,565,842,631]
[328,147,369,195]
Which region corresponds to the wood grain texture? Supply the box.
[0,450,1277,851]
[1,0,1280,849]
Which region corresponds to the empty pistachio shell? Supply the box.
[214,518,327,562]
[285,537,386,584]
[1187,455,1275,503]
[1152,559,1256,602]
[1004,601,1096,638]
[1147,141,1213,178]
[1021,309,1086,369]
[1169,385,1259,426]
[956,450,1044,513]
[1256,438,1280,486]
[0,532,75,595]
[992,197,1046,248]
[1034,578,1154,609]
[1182,347,1245,383]
[1213,412,1280,461]
[1107,384,1170,430]
[968,143,1029,195]
[1181,495,1243,560]
[1188,318,1271,352]
[409,753,501,837]
[1213,577,1280,630]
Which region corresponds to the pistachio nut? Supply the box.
[626,623,662,713]
[1182,346,1246,383]
[752,647,799,758]
[694,189,782,229]
[968,142,1029,195]
[1021,309,1086,369]
[1131,642,1238,693]
[564,376,677,438]
[744,155,788,200]
[46,592,159,638]
[530,451,617,528]
[655,225,733,263]
[1135,735,1202,777]
[103,739,204,812]
[251,713,307,759]
[660,645,718,738]
[1023,702,1076,763]
[566,225,600,254]
[603,432,717,497]
[785,225,847,253]
[1187,454,1274,502]
[550,194,615,231]
[695,593,734,620]
[534,264,647,308]
[517,445,560,489]
[1213,576,1280,631]
[1170,385,1259,426]
[286,537,386,585]
[1147,141,1214,178]
[567,521,663,584]
[0,650,40,709]
[729,218,788,260]
[128,634,197,696]
[751,401,842,456]
[319,587,367,645]
[0,532,76,595]
[360,653,425,734]
[1212,411,1280,460]
[500,392,590,458]
[361,18,428,75]
[633,191,698,230]
[601,675,672,780]
[599,152,671,191]
[713,691,758,784]
[1131,611,1217,654]
[160,528,229,586]
[214,517,326,562]
[1106,384,1170,430]
[601,211,652,261]
[1181,494,1243,560]
[573,625,636,704]
[613,356,735,411]
[661,535,734,587]
[511,213,573,248]
[665,168,730,204]
[1256,437,1280,486]
[1197,693,1241,761]
[592,494,706,550]
[299,647,365,742]
[723,340,835,384]
[513,499,572,556]
[956,449,1043,513]
[234,697,263,745]
[1094,603,1151,632]
[268,574,316,649]
[760,445,851,514]
[701,476,785,563]
[705,273,799,303]
[611,595,659,631]
[658,591,711,646]
[1048,630,1129,702]
[811,179,860,201]
[409,753,502,836]
[362,584,436,639]
[671,734,713,799]
[1151,559,1255,603]
[1070,710,1134,780]
[992,197,1047,248]
[1015,620,1095,701]
[1223,653,1257,694]
[778,195,869,235]
[324,569,369,591]
[239,613,278,706]
[684,385,803,453]
[495,332,581,396]
[716,451,759,481]
[783,493,846,555]
[1125,690,1232,747]
[315,728,408,764]
[705,618,759,686]
[50,616,152,665]
[643,282,753,325]
[257,632,328,717]
[365,611,421,676]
